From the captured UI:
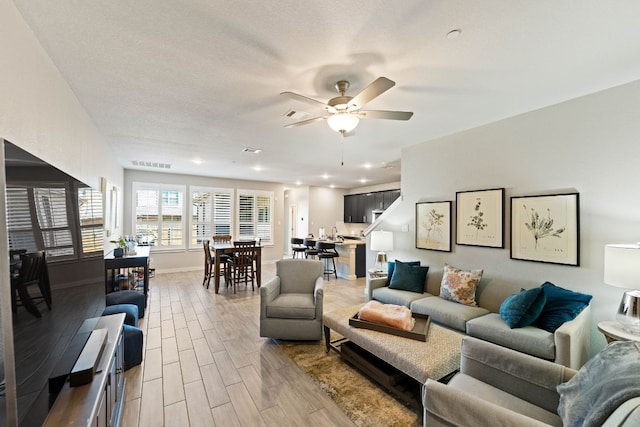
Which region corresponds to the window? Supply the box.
[77,186,104,256]
[133,183,185,248]
[190,187,233,249]
[6,187,38,253]
[34,186,75,258]
[237,190,273,244]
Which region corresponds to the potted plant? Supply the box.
[110,236,126,257]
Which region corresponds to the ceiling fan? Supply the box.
[281,76,413,135]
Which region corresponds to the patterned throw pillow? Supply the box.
[439,264,484,306]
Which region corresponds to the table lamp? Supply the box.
[370,230,393,272]
[604,243,640,334]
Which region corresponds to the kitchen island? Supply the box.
[333,238,366,280]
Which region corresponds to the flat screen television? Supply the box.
[1,141,106,426]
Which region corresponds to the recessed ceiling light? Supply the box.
[446,29,462,39]
[243,147,262,154]
[322,174,330,180]
[330,184,335,189]
[363,163,372,169]
[359,178,368,184]
[192,158,204,165]
[295,180,302,186]
[253,165,262,172]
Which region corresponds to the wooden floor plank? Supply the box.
[125,262,365,426]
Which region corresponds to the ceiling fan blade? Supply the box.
[283,116,327,128]
[358,110,414,120]
[280,91,328,109]
[348,77,396,109]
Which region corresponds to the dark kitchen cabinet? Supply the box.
[344,189,400,223]
[383,189,400,209]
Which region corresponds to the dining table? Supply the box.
[211,243,262,294]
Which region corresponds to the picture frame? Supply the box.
[456,188,504,248]
[416,201,452,252]
[510,192,580,266]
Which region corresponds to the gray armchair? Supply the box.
[260,258,324,340]
[423,336,640,427]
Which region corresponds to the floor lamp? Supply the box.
[604,243,640,334]
[370,230,393,272]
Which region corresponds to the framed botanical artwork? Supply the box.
[416,201,452,251]
[456,188,504,248]
[511,193,580,266]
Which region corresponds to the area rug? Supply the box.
[278,340,421,427]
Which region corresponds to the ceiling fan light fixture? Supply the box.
[327,112,359,134]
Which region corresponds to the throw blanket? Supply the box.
[557,340,640,427]
[358,301,415,331]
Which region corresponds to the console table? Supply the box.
[44,313,126,427]
[105,245,150,297]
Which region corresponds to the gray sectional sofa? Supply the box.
[366,271,591,370]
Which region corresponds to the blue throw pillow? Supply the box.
[499,287,546,328]
[389,260,429,293]
[535,282,593,332]
[387,260,420,286]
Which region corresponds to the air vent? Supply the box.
[242,147,262,154]
[131,160,171,169]
[283,109,310,121]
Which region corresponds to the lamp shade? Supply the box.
[604,244,640,288]
[327,112,359,134]
[370,230,394,252]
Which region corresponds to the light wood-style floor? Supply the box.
[122,262,367,426]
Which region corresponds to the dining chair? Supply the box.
[210,235,232,287]
[14,251,51,318]
[202,239,214,288]
[226,240,256,293]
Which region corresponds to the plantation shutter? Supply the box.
[34,187,74,258]
[6,187,38,252]
[238,194,255,239]
[78,186,104,255]
[213,191,232,236]
[191,190,212,246]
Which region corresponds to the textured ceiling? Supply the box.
[12,0,640,188]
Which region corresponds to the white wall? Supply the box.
[123,169,286,272]
[285,186,310,239]
[0,1,122,191]
[374,79,640,355]
[308,186,347,237]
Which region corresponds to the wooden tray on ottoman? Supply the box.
[349,311,431,341]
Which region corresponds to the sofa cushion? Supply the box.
[373,286,432,307]
[535,282,593,333]
[466,313,556,360]
[266,293,316,319]
[388,260,429,293]
[386,260,420,286]
[411,296,489,332]
[440,264,483,307]
[499,287,546,328]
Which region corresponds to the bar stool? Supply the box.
[291,238,307,259]
[303,238,319,259]
[316,241,338,280]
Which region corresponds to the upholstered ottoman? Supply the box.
[106,290,146,318]
[123,325,144,370]
[102,303,139,327]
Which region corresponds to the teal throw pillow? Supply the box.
[386,260,420,286]
[499,287,546,328]
[389,260,429,293]
[535,282,592,332]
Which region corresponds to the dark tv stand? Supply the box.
[44,313,126,427]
